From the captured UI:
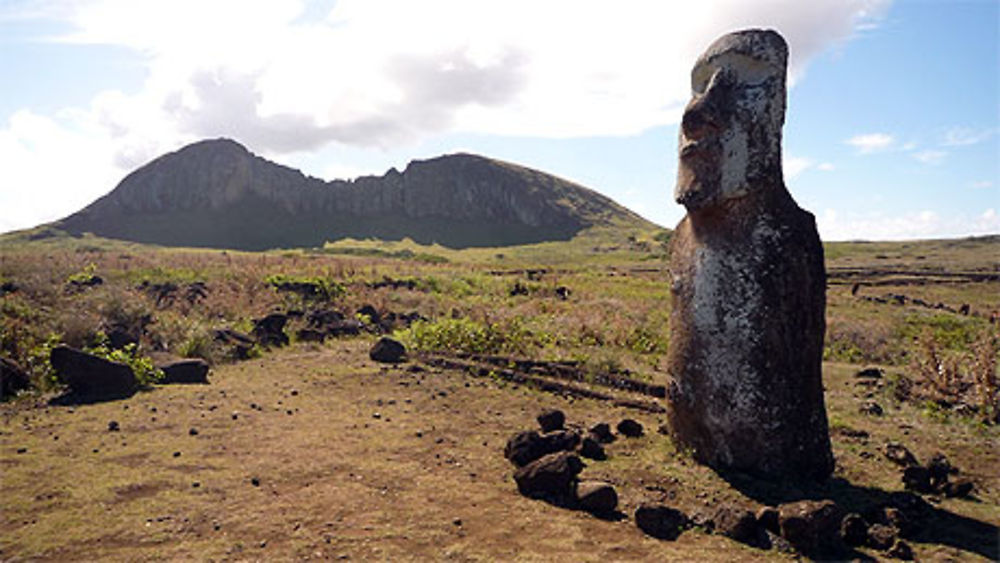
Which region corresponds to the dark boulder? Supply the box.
[1,357,31,399]
[575,480,618,514]
[50,345,137,398]
[329,319,364,337]
[512,451,583,498]
[357,304,381,326]
[296,328,327,343]
[536,409,565,432]
[867,523,897,550]
[578,435,606,460]
[711,504,760,545]
[635,503,689,540]
[926,452,953,489]
[882,441,918,467]
[777,499,843,555]
[617,418,643,437]
[943,478,974,499]
[589,422,615,443]
[855,367,883,379]
[902,466,933,493]
[253,313,289,347]
[504,430,580,467]
[840,513,869,547]
[369,337,406,363]
[159,359,209,384]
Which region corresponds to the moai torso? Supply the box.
[665,30,833,480]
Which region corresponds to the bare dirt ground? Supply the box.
[2,338,998,561]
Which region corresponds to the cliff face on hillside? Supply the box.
[59,138,654,250]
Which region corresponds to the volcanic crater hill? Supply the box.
[57,138,655,250]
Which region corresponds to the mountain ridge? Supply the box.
[57,138,658,250]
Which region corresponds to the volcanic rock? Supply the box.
[574,480,618,514]
[159,359,210,384]
[50,345,137,398]
[369,337,406,363]
[777,499,843,555]
[616,419,643,437]
[512,451,583,499]
[536,409,565,433]
[665,29,833,480]
[1,357,31,399]
[634,503,689,540]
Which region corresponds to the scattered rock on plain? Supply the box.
[882,441,918,467]
[711,504,760,545]
[777,499,843,555]
[634,503,689,540]
[617,419,643,438]
[369,337,406,363]
[589,422,615,443]
[159,359,210,384]
[839,513,868,547]
[1,357,31,399]
[536,409,565,433]
[512,451,583,498]
[575,480,618,514]
[50,345,137,398]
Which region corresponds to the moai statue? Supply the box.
[666,29,834,480]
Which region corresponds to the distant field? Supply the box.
[1,229,997,560]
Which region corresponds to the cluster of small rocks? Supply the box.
[503,409,645,515]
[883,442,974,498]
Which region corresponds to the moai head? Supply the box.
[675,29,788,210]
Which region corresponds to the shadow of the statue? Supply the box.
[718,468,999,561]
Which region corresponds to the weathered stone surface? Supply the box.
[589,422,615,443]
[840,512,869,547]
[943,478,974,498]
[369,337,406,363]
[867,523,897,550]
[616,419,643,438]
[883,441,918,467]
[635,503,689,540]
[665,29,833,480]
[578,435,606,460]
[50,345,137,398]
[503,430,580,467]
[1,357,31,399]
[575,480,618,514]
[512,451,583,498]
[253,314,289,347]
[536,409,565,433]
[711,504,759,545]
[777,499,843,554]
[159,359,210,384]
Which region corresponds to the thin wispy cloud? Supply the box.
[913,149,947,165]
[846,133,894,153]
[942,126,996,147]
[816,162,835,171]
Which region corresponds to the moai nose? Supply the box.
[681,92,720,140]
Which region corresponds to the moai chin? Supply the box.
[666,29,834,480]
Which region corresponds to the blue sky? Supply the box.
[0,0,996,240]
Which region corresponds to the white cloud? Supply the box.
[818,207,1000,241]
[784,156,814,179]
[816,162,835,171]
[942,126,996,147]
[0,0,892,232]
[971,180,993,189]
[912,149,947,165]
[845,132,894,153]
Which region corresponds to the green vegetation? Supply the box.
[396,317,553,356]
[83,335,164,386]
